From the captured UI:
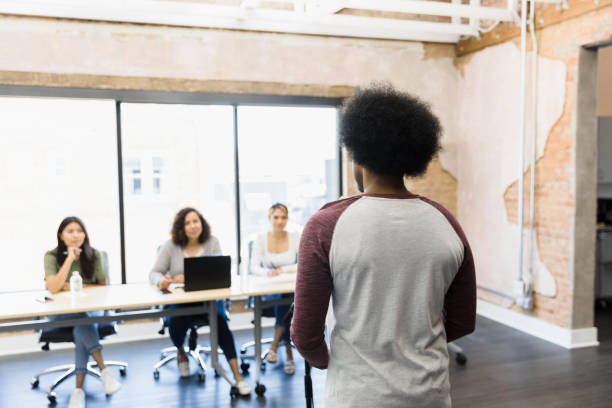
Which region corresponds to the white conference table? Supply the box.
[0,275,296,397]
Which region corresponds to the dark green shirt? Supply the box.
[44,249,107,284]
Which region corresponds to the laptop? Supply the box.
[184,255,231,292]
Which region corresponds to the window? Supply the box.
[120,104,237,283]
[0,97,121,291]
[237,106,339,271]
[0,91,340,289]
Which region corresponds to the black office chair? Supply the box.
[152,314,224,383]
[239,240,295,375]
[448,342,468,365]
[30,252,128,405]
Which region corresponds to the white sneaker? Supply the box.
[265,350,277,364]
[100,368,122,395]
[237,380,251,396]
[284,360,295,375]
[178,360,190,377]
[68,388,85,408]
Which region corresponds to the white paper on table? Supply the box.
[268,273,296,283]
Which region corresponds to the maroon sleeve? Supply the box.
[291,196,361,369]
[420,197,477,342]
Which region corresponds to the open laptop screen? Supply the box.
[183,256,231,292]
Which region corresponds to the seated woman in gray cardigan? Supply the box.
[150,207,250,396]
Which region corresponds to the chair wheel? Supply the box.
[240,362,250,375]
[255,383,266,396]
[153,370,160,380]
[31,378,39,389]
[455,353,467,366]
[48,392,57,405]
[230,385,239,398]
[198,373,205,383]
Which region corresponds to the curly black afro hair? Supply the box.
[340,82,442,178]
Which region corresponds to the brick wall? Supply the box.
[466,6,612,328]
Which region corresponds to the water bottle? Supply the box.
[70,271,83,294]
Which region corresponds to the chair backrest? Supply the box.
[100,250,109,283]
[245,240,275,316]
[247,240,254,275]
[247,239,264,276]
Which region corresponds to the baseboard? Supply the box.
[0,313,277,357]
[477,299,599,349]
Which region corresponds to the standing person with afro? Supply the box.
[291,83,476,408]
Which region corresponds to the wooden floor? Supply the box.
[1,311,612,407]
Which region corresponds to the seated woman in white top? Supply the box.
[250,203,300,375]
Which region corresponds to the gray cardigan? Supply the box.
[149,236,222,286]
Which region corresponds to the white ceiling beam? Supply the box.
[240,0,261,10]
[0,0,471,42]
[303,1,345,14]
[451,0,461,24]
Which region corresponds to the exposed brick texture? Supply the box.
[497,6,612,328]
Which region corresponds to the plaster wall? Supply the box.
[0,16,461,208]
[0,15,462,218]
[455,42,565,303]
[456,6,612,328]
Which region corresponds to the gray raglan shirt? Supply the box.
[291,194,476,408]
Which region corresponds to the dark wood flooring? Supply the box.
[2,311,612,407]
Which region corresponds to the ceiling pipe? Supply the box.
[300,0,515,21]
[525,0,538,310]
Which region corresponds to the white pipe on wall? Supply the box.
[517,0,527,288]
[469,0,481,35]
[302,0,515,21]
[526,0,538,307]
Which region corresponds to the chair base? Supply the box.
[239,338,295,374]
[31,361,128,402]
[152,345,223,382]
[448,342,468,366]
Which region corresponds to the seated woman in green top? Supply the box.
[44,217,122,408]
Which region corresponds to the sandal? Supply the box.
[284,360,295,375]
[237,380,251,395]
[266,349,277,364]
[177,353,190,377]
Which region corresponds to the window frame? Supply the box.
[0,85,343,284]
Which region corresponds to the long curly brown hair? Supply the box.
[171,207,211,247]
